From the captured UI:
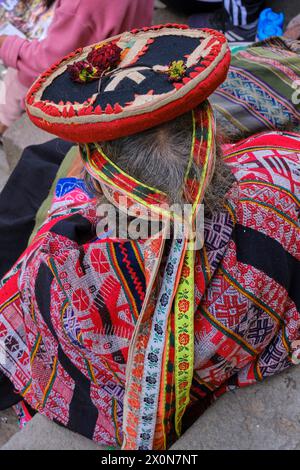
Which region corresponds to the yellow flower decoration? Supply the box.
[167,60,187,82]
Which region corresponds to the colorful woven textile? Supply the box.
[13,401,35,429]
[211,37,300,140]
[0,130,299,449]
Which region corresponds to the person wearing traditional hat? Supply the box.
[0,24,299,450]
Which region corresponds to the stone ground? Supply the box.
[0,409,20,448]
[0,0,300,450]
[0,148,10,192]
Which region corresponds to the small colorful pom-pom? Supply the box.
[167,60,187,82]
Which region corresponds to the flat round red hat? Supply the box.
[26,24,230,143]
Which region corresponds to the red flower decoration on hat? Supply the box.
[87,43,122,71]
[68,43,122,84]
[67,61,99,84]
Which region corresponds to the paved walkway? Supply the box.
[0,409,19,448]
[0,148,9,192]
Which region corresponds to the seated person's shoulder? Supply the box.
[224,131,300,200]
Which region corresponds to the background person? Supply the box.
[162,0,265,41]
[0,0,154,134]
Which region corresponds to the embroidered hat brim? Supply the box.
[26,24,230,143]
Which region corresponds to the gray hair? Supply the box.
[100,112,194,204]
[85,111,235,214]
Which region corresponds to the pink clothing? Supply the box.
[0,0,154,88]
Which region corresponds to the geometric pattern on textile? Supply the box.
[211,37,300,140]
[258,333,292,377]
[0,131,299,448]
[221,71,295,129]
